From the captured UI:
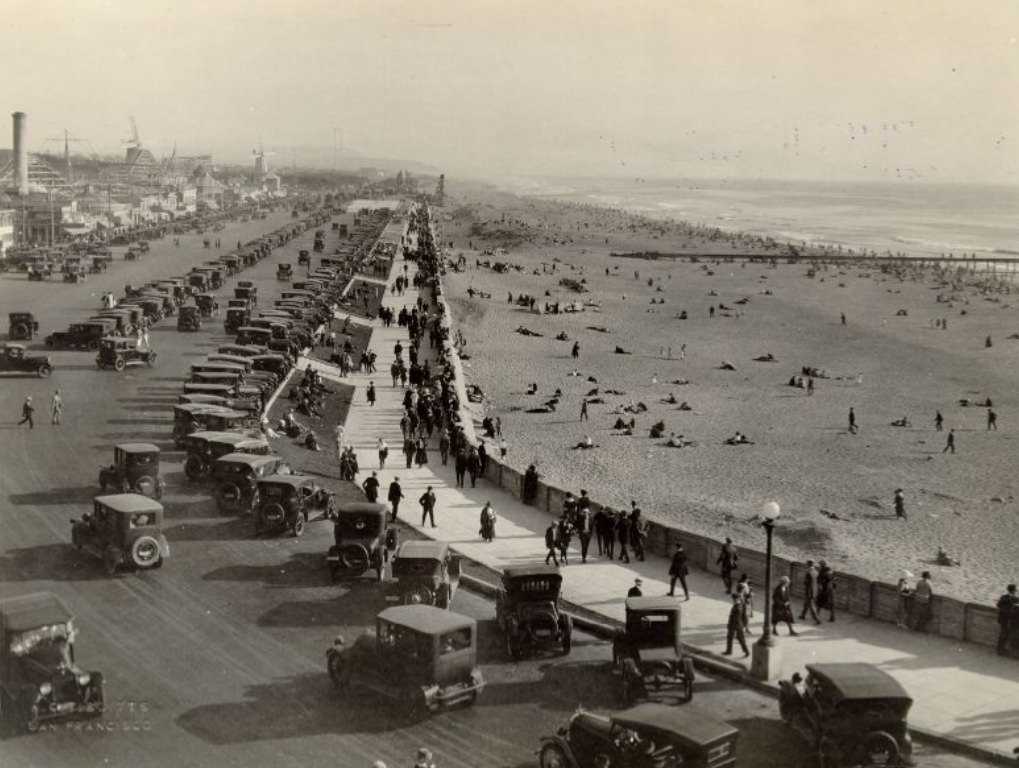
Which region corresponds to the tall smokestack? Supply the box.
[12,112,28,196]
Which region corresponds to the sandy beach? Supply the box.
[438,182,1018,604]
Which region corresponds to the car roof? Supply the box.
[626,597,680,612]
[503,565,562,580]
[0,592,72,632]
[1,343,26,351]
[378,605,475,635]
[116,442,160,454]
[806,663,912,702]
[612,703,738,744]
[397,540,449,560]
[259,474,313,488]
[335,501,388,516]
[215,453,280,467]
[95,493,164,514]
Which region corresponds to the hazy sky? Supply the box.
[4,0,1016,183]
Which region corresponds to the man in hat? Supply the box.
[413,747,436,768]
[544,521,560,566]
[419,486,437,528]
[362,471,380,503]
[717,537,738,593]
[575,494,593,563]
[18,396,34,429]
[771,575,798,635]
[723,593,750,657]
[387,477,404,522]
[627,578,643,598]
[800,560,821,624]
[996,584,1018,656]
[913,571,934,632]
[668,543,690,599]
[817,560,836,622]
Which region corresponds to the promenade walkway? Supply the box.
[307,255,1019,762]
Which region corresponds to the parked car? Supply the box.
[98,443,165,499]
[182,431,271,480]
[0,343,53,378]
[91,311,133,337]
[326,502,397,582]
[388,541,462,609]
[326,605,484,720]
[253,474,335,537]
[276,263,293,280]
[7,312,39,340]
[177,305,202,332]
[212,453,292,514]
[612,597,696,705]
[0,593,104,733]
[538,703,739,768]
[70,494,169,575]
[497,565,572,659]
[195,293,218,317]
[96,337,156,371]
[298,250,310,265]
[778,663,913,768]
[44,320,114,350]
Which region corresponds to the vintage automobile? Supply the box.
[388,541,462,609]
[326,605,484,720]
[70,494,169,575]
[91,311,133,337]
[26,262,53,280]
[538,703,739,768]
[326,502,397,582]
[0,593,104,733]
[235,326,274,348]
[298,249,310,265]
[44,320,115,350]
[778,663,913,768]
[218,343,263,358]
[212,453,292,514]
[0,343,54,378]
[276,263,293,281]
[98,443,165,499]
[195,293,218,318]
[177,305,202,332]
[183,431,270,480]
[172,403,247,445]
[253,474,336,537]
[96,337,156,371]
[496,565,572,659]
[612,597,696,705]
[224,307,250,334]
[62,265,87,283]
[234,284,258,305]
[90,255,110,273]
[8,312,39,340]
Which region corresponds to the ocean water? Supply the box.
[504,177,1019,261]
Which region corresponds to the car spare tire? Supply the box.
[184,454,207,480]
[11,323,29,339]
[134,475,156,497]
[862,731,899,767]
[340,544,370,574]
[524,610,560,642]
[130,536,161,568]
[217,482,241,509]
[403,584,434,606]
[262,502,286,526]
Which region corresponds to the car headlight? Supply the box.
[39,683,53,696]
[77,673,91,686]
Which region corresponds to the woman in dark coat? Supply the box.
[414,437,428,467]
[771,576,798,635]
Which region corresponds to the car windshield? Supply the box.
[218,465,251,477]
[336,513,382,537]
[18,638,74,676]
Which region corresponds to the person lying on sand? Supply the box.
[725,431,754,445]
[891,416,912,427]
[555,332,570,341]
[568,370,582,377]
[526,383,538,395]
[936,546,961,566]
[754,353,777,362]
[604,388,625,395]
[571,436,598,450]
[614,346,632,355]
[661,393,678,404]
[587,326,609,333]
[719,361,737,371]
[586,387,599,396]
[526,401,557,414]
[587,375,598,383]
[677,401,692,411]
[614,417,637,430]
[516,326,543,337]
[666,433,693,448]
[649,421,666,438]
[670,379,689,386]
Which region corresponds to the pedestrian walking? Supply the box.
[766,576,797,636]
[895,571,914,628]
[544,522,560,566]
[477,440,488,475]
[601,507,616,560]
[388,477,404,522]
[943,428,955,454]
[996,584,1018,656]
[717,538,738,593]
[400,413,410,439]
[367,382,376,407]
[616,512,631,563]
[736,574,755,634]
[479,501,497,542]
[466,448,481,488]
[629,501,646,562]
[557,516,572,565]
[807,377,814,396]
[988,409,998,431]
[362,471,380,502]
[723,593,750,657]
[934,410,944,431]
[628,578,643,598]
[377,438,389,468]
[894,488,906,520]
[575,503,593,563]
[580,399,588,421]
[913,571,934,632]
[419,486,437,528]
[51,390,62,425]
[668,543,690,599]
[454,449,467,488]
[18,396,34,428]
[438,428,450,465]
[799,560,821,624]
[817,560,836,622]
[848,407,857,434]
[414,437,428,467]
[404,437,416,469]
[572,341,580,359]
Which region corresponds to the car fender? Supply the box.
[538,735,580,768]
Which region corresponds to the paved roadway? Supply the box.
[0,210,993,768]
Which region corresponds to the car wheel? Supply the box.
[147,353,157,367]
[327,653,351,689]
[12,323,28,339]
[817,734,839,768]
[130,536,161,568]
[113,357,126,372]
[102,547,119,576]
[560,613,573,655]
[292,514,305,538]
[36,363,52,379]
[862,731,900,767]
[681,657,695,702]
[134,475,156,497]
[539,743,570,768]
[22,698,40,734]
[83,676,104,716]
[403,584,434,606]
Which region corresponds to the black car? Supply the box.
[612,598,696,705]
[253,474,335,537]
[45,320,115,351]
[327,502,397,582]
[0,343,54,378]
[496,565,572,659]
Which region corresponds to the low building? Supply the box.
[0,208,14,255]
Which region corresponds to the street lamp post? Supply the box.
[751,501,783,681]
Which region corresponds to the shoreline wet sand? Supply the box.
[437,181,1018,604]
